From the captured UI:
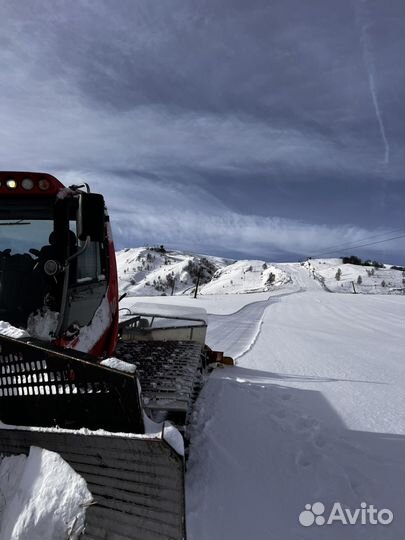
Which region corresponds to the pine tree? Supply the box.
[335,268,342,281]
[357,275,362,285]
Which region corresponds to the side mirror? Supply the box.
[77,193,105,242]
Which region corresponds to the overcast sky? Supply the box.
[1,0,404,263]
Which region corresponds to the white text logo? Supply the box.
[299,501,394,527]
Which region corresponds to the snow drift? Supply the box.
[0,446,93,540]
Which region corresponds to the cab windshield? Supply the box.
[0,198,64,328]
[0,196,106,333]
[0,219,54,255]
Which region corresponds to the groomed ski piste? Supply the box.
[1,255,404,539]
[122,259,405,540]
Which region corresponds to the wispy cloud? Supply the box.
[1,94,402,184]
[0,1,403,182]
[355,1,390,165]
[57,170,402,260]
[0,0,403,261]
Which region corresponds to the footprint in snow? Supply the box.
[295,442,323,468]
[295,450,313,468]
[296,416,319,431]
[314,434,327,448]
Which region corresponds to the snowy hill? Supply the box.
[199,260,291,294]
[116,246,231,297]
[303,259,405,295]
[117,248,404,297]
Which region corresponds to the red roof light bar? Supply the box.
[0,172,66,196]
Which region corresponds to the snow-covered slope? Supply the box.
[116,246,230,296]
[117,248,290,297]
[116,248,291,297]
[199,260,290,294]
[117,249,404,297]
[186,272,405,540]
[303,258,404,294]
[119,260,405,540]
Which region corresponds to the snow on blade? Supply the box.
[101,356,137,374]
[0,422,163,440]
[163,423,185,456]
[0,446,93,540]
[0,321,29,339]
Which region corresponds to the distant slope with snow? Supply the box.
[303,259,405,294]
[116,248,405,297]
[116,246,231,296]
[199,260,291,295]
[116,248,291,297]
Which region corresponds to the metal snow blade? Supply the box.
[0,335,186,540]
[0,426,186,540]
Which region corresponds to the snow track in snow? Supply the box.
[206,272,304,360]
[187,365,404,540]
[206,297,271,360]
[187,268,405,540]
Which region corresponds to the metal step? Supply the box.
[116,341,204,423]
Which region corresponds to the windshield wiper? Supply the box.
[0,220,31,226]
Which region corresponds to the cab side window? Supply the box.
[75,241,106,284]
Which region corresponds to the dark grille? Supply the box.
[0,335,144,433]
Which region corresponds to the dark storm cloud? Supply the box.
[0,0,403,261]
